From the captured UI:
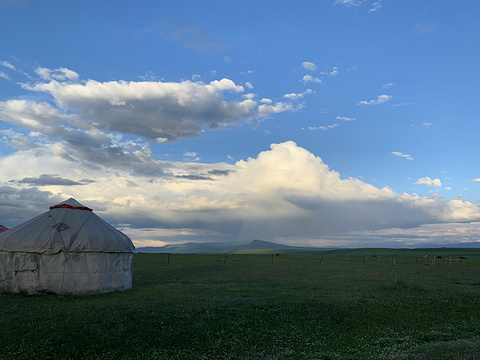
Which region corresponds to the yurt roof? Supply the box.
[0,198,134,254]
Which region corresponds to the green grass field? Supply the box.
[2,249,480,359]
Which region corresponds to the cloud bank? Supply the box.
[1,141,478,246]
[1,66,479,247]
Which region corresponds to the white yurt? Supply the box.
[0,198,135,295]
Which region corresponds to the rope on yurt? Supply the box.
[47,211,68,294]
[67,212,94,250]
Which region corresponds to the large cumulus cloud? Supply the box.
[137,141,478,240]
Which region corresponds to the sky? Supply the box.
[1,0,480,248]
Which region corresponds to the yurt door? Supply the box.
[13,252,39,294]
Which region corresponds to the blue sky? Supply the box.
[1,0,480,247]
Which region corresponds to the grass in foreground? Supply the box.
[1,252,480,359]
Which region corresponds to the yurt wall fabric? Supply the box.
[0,198,134,295]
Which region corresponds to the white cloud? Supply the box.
[382,82,394,89]
[391,152,413,161]
[301,61,317,71]
[302,75,322,84]
[308,124,339,131]
[0,60,32,79]
[283,89,313,100]
[473,178,480,184]
[321,67,338,76]
[258,102,296,117]
[0,60,16,70]
[415,177,442,187]
[358,94,392,105]
[334,0,381,13]
[335,0,363,7]
[34,67,79,81]
[369,0,383,12]
[245,82,253,89]
[393,102,413,107]
[0,72,10,80]
[336,116,355,121]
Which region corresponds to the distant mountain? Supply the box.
[413,241,480,249]
[135,239,315,254]
[135,239,480,255]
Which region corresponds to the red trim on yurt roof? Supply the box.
[49,204,93,212]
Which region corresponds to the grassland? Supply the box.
[2,249,480,359]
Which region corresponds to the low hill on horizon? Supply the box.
[135,239,318,254]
